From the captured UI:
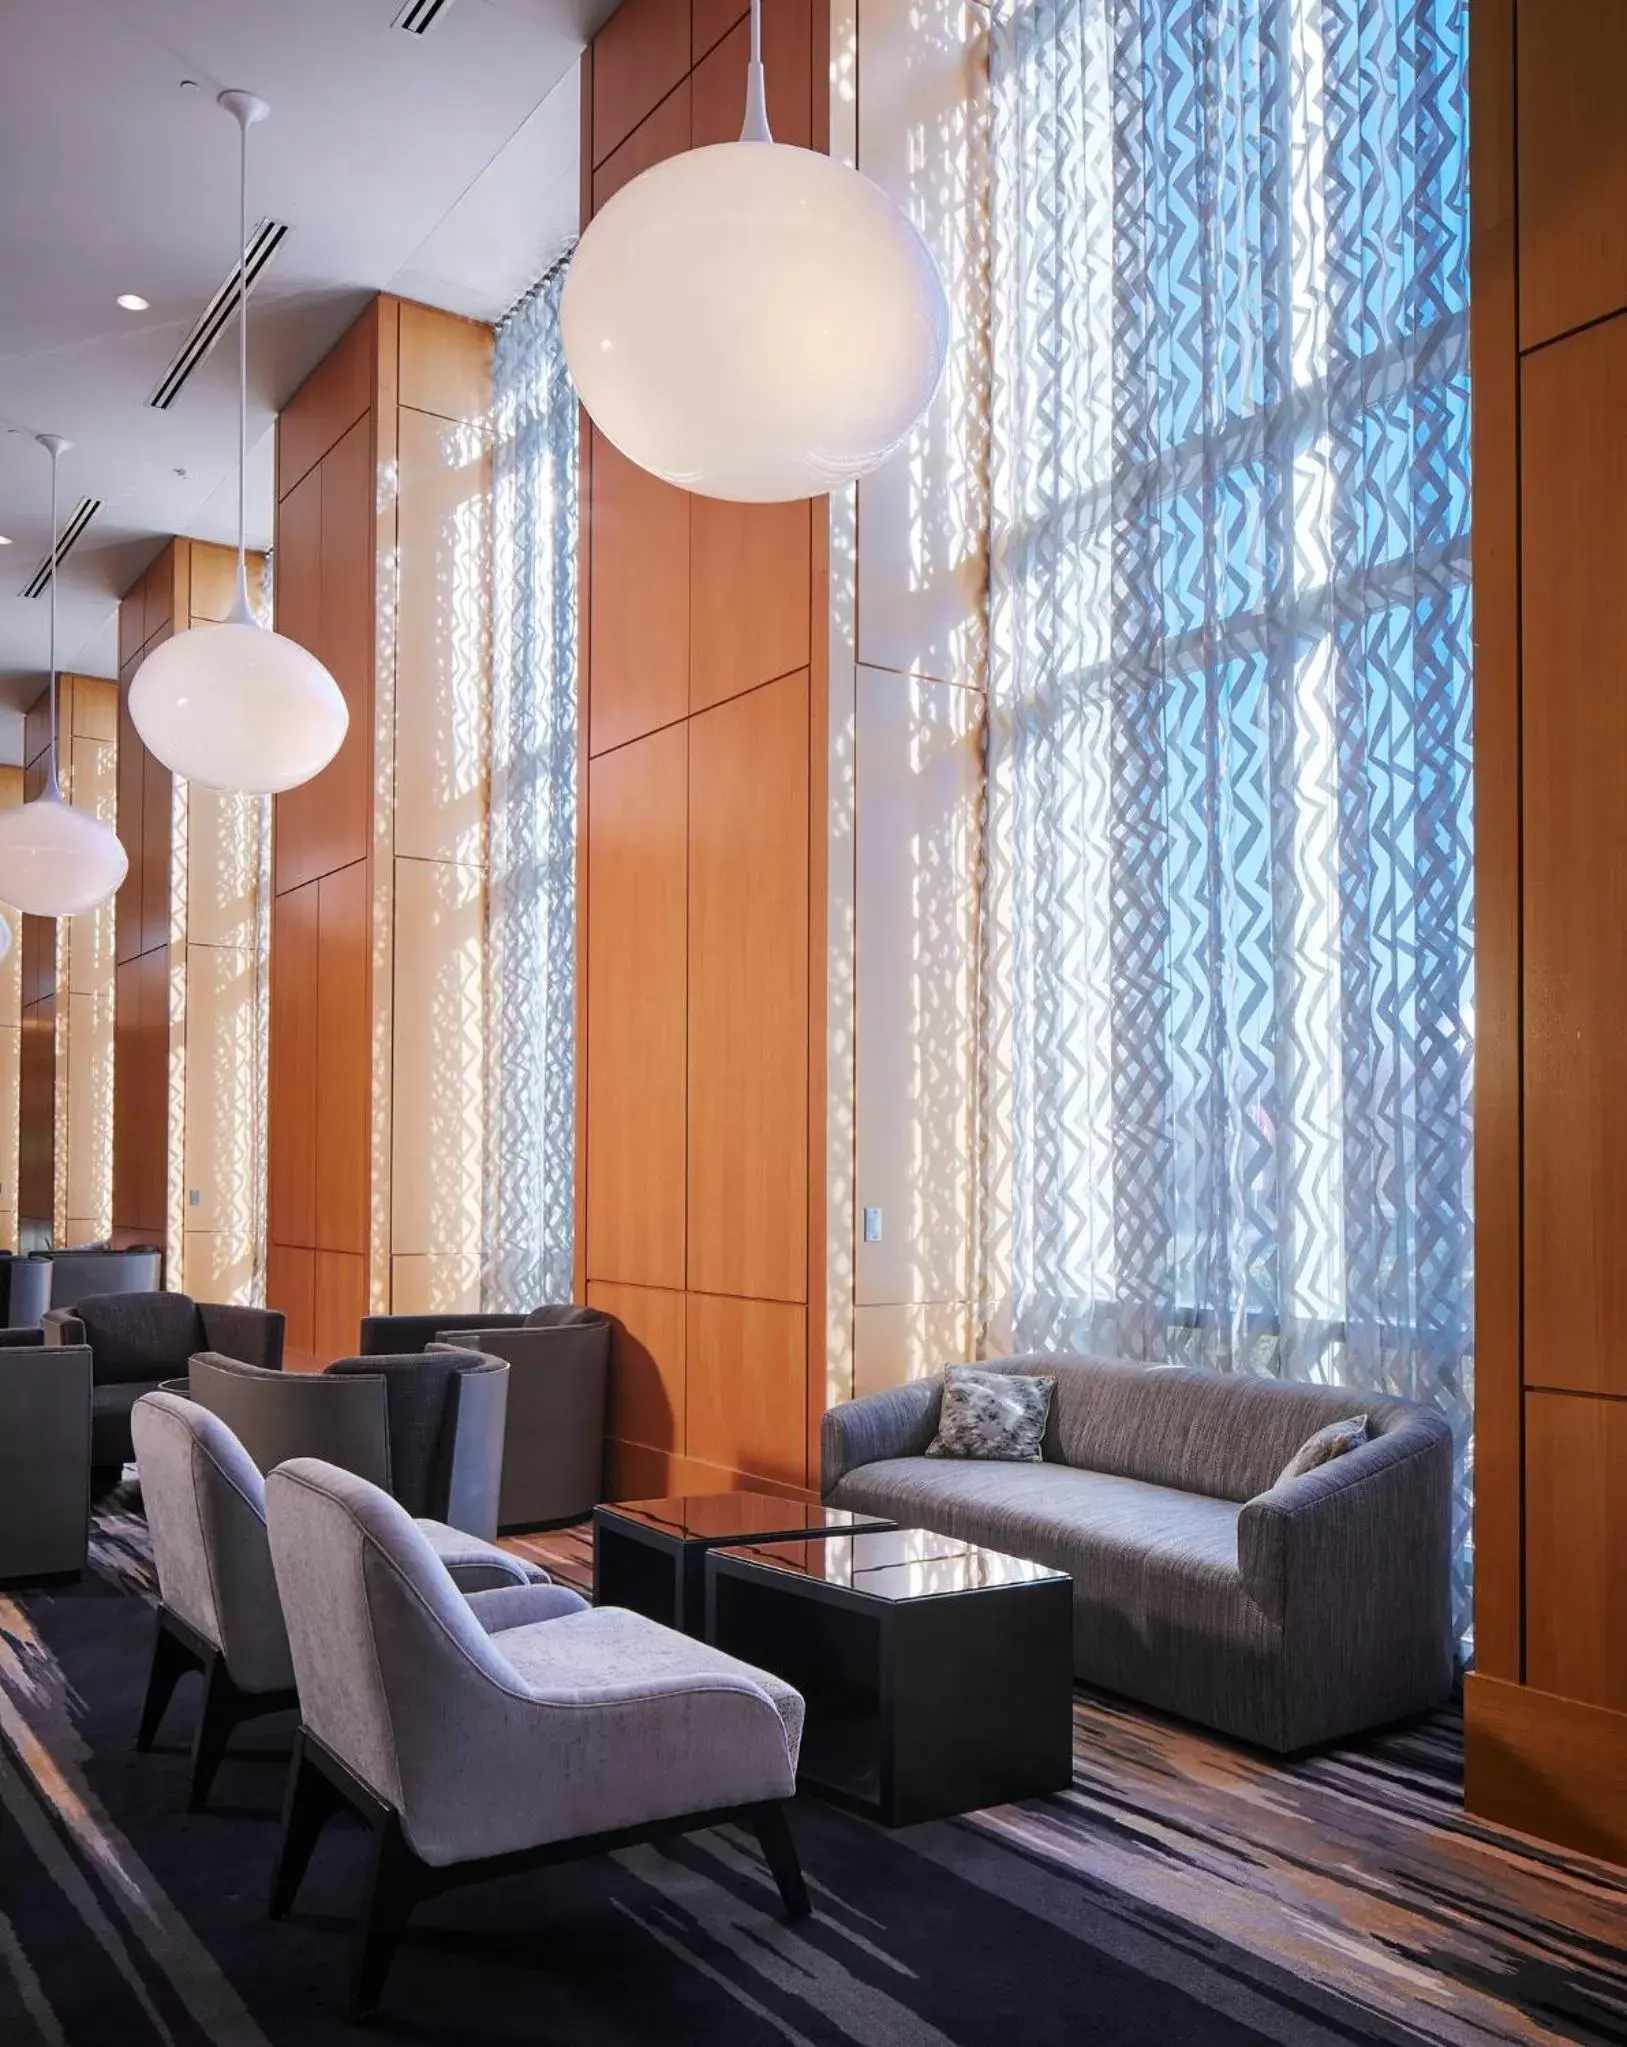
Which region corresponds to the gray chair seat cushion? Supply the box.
[498,1605,805,1756]
[91,1380,151,1467]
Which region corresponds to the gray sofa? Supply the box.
[822,1356,1455,1753]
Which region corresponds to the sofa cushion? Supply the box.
[927,1365,1054,1462]
[1274,1413,1368,1488]
[831,1453,1260,1615]
[974,1356,1401,1502]
[77,1292,206,1386]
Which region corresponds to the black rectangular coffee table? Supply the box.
[706,1527,1073,1827]
[591,1492,896,1636]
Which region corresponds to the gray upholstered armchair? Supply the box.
[362,1305,611,1532]
[37,1244,163,1307]
[130,1391,549,1811]
[0,1341,91,1582]
[45,1291,283,1479]
[264,1457,809,2019]
[0,1252,51,1331]
[184,1346,510,1540]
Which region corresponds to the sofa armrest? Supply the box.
[199,1302,285,1371]
[464,1582,590,1633]
[820,1377,942,1497]
[1237,1415,1455,1746]
[43,1308,86,1348]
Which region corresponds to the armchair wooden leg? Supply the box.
[271,1731,347,1922]
[135,1612,199,1752]
[187,1656,239,1812]
[350,1809,421,2021]
[751,1802,810,1921]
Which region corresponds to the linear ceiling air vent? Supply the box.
[394,0,458,32]
[23,498,102,599]
[146,219,290,410]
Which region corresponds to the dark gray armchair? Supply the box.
[0,1253,51,1330]
[185,1347,510,1541]
[0,1342,92,1581]
[363,1306,611,1531]
[37,1245,163,1307]
[45,1292,284,1478]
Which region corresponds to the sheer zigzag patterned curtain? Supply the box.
[980,0,1474,1636]
[483,259,579,1309]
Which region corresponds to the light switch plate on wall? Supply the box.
[862,1206,883,1244]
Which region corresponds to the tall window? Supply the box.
[484,261,579,1308]
[979,0,1473,1633]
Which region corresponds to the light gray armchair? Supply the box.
[131,1391,549,1811]
[184,1346,509,1539]
[264,1457,809,2019]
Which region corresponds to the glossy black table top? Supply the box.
[711,1526,1070,1603]
[593,1491,893,1547]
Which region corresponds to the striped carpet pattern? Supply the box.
[0,1489,1618,2046]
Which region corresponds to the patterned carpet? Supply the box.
[0,1488,1620,2046]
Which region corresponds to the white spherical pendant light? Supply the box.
[0,790,129,917]
[129,613,348,794]
[561,2,948,502]
[0,437,128,920]
[130,91,347,795]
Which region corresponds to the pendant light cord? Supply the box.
[45,438,60,802]
[234,103,251,622]
[741,0,771,142]
[217,90,267,627]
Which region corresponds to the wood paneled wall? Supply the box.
[19,674,118,1249]
[579,0,830,1498]
[0,768,21,1251]
[1466,0,1627,1865]
[114,539,267,1295]
[267,296,492,1365]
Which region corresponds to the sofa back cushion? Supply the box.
[76,1291,206,1386]
[975,1354,1411,1503]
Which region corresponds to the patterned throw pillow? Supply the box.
[925,1366,1056,1463]
[1273,1413,1369,1488]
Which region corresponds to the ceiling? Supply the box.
[0,0,604,739]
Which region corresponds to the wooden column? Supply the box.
[1466,0,1627,1863]
[578,0,830,1498]
[114,539,268,1297]
[267,297,492,1366]
[17,674,118,1249]
[0,768,24,1250]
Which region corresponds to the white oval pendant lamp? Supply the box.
[130,90,347,794]
[560,0,949,502]
[0,436,128,919]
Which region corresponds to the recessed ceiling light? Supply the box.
[0,536,11,546]
[117,293,150,312]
